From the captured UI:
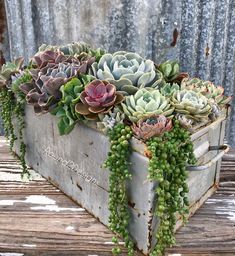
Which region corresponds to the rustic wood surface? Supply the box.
[0,136,235,255]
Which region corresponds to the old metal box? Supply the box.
[14,106,229,254]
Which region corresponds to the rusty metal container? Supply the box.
[14,106,229,255]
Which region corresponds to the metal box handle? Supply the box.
[187,144,230,171]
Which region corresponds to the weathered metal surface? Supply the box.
[3,0,235,146]
[13,105,228,254]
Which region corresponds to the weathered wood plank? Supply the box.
[0,137,144,255]
[1,136,235,255]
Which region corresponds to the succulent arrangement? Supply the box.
[0,41,232,256]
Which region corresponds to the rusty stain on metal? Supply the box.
[144,149,152,158]
[170,28,179,47]
[205,43,210,57]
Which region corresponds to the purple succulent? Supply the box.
[75,80,124,120]
[19,50,95,114]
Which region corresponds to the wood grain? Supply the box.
[0,137,235,255]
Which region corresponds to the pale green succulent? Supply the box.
[121,88,174,122]
[158,60,179,82]
[97,107,125,134]
[0,57,24,88]
[181,77,231,107]
[91,51,164,95]
[171,89,212,122]
[160,83,180,97]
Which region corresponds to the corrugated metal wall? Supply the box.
[3,0,235,146]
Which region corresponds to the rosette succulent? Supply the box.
[11,70,32,95]
[0,57,24,88]
[160,83,180,97]
[20,50,95,113]
[131,115,172,140]
[38,42,105,62]
[157,60,188,83]
[91,51,164,95]
[97,107,125,134]
[181,77,231,107]
[51,75,94,135]
[75,80,124,120]
[171,89,212,123]
[121,88,174,122]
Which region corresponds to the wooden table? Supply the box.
[0,137,234,255]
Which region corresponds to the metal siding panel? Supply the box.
[3,0,235,146]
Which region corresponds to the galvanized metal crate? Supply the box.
[14,106,229,255]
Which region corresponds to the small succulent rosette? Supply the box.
[0,57,24,88]
[131,114,172,140]
[121,88,174,122]
[75,79,124,120]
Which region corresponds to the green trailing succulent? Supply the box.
[121,88,174,122]
[104,123,134,256]
[51,75,94,135]
[171,89,212,125]
[147,120,196,256]
[91,51,164,95]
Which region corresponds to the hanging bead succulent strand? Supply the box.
[104,123,134,256]
[0,89,17,151]
[13,97,29,179]
[0,88,29,179]
[146,120,196,256]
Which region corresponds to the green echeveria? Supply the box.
[91,51,164,95]
[0,57,24,88]
[171,89,212,122]
[160,83,180,97]
[51,75,94,135]
[158,60,180,82]
[181,77,231,107]
[121,88,174,122]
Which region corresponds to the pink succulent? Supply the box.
[132,115,172,140]
[75,80,124,120]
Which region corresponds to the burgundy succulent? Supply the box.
[19,50,95,114]
[75,80,124,120]
[131,115,172,140]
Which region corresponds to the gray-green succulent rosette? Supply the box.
[91,51,164,95]
[121,88,174,122]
